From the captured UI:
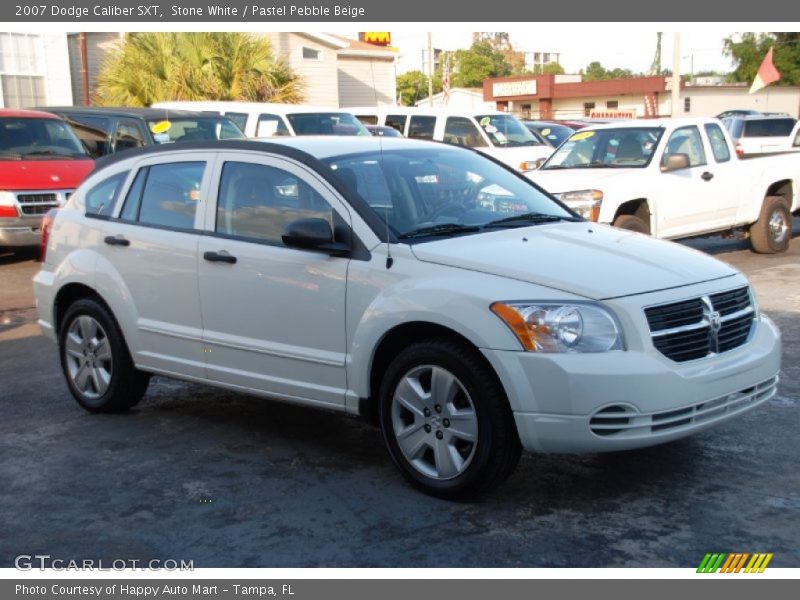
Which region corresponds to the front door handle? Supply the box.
[104,235,130,247]
[203,250,237,264]
[701,171,714,181]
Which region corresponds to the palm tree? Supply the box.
[94,32,305,106]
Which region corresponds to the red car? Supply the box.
[0,109,94,248]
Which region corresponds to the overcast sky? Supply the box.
[372,29,744,76]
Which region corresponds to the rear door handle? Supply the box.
[701,171,714,181]
[203,250,237,264]
[104,235,130,247]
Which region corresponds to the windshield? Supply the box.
[527,123,574,147]
[323,147,574,240]
[542,127,664,169]
[146,117,244,144]
[474,114,543,147]
[0,117,90,159]
[287,112,369,136]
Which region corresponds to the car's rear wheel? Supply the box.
[378,338,521,499]
[750,196,792,254]
[59,298,150,413]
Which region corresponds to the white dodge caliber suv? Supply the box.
[34,137,781,499]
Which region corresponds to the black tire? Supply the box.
[378,338,521,500]
[58,298,150,413]
[613,214,649,233]
[750,196,792,254]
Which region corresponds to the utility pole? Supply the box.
[427,32,433,106]
[671,33,681,117]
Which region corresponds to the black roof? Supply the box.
[35,106,225,120]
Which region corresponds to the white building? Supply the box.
[0,32,73,108]
[416,88,495,111]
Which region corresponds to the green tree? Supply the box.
[723,33,800,86]
[94,32,304,106]
[396,70,430,106]
[530,62,565,75]
[451,41,512,88]
[582,61,635,81]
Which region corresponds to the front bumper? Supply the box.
[0,217,43,247]
[482,313,781,453]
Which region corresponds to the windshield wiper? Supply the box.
[24,150,80,159]
[484,213,580,228]
[398,223,481,239]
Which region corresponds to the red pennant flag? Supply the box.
[749,47,781,94]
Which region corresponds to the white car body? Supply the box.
[34,137,781,495]
[786,121,800,152]
[529,117,800,242]
[349,106,553,171]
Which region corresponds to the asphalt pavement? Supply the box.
[0,228,798,568]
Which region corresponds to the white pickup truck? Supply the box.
[529,117,799,253]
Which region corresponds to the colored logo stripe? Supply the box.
[697,552,773,573]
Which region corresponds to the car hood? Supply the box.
[0,158,94,191]
[410,222,737,300]
[528,168,637,194]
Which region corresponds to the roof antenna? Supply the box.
[369,57,393,269]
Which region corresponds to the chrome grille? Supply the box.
[14,191,68,216]
[644,286,755,362]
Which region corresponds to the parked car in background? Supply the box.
[35,137,781,498]
[721,114,797,155]
[38,107,245,158]
[0,109,94,249]
[716,109,762,120]
[365,124,403,137]
[522,121,575,147]
[351,107,553,171]
[152,101,369,138]
[528,117,798,253]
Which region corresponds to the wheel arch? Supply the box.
[612,198,652,233]
[765,179,794,210]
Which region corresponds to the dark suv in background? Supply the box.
[35,107,245,158]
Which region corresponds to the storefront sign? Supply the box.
[590,110,637,119]
[492,80,537,98]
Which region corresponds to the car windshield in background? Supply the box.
[287,112,369,136]
[0,117,89,159]
[324,147,574,240]
[742,118,797,137]
[528,124,574,146]
[474,114,543,147]
[542,127,664,169]
[146,117,244,144]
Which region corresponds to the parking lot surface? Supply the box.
[1,228,799,568]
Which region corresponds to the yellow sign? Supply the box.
[570,131,595,141]
[151,120,171,134]
[360,32,391,46]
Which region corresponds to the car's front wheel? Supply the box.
[378,338,521,499]
[59,298,150,413]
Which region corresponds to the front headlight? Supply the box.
[557,189,603,221]
[491,301,623,353]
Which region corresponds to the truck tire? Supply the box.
[59,298,150,413]
[750,196,792,254]
[613,214,649,233]
[378,338,521,500]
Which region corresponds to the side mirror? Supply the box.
[661,153,690,172]
[281,218,350,256]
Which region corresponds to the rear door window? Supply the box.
[120,162,205,230]
[114,119,147,152]
[385,114,407,134]
[743,118,796,137]
[408,116,436,140]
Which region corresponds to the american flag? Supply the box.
[442,57,451,106]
